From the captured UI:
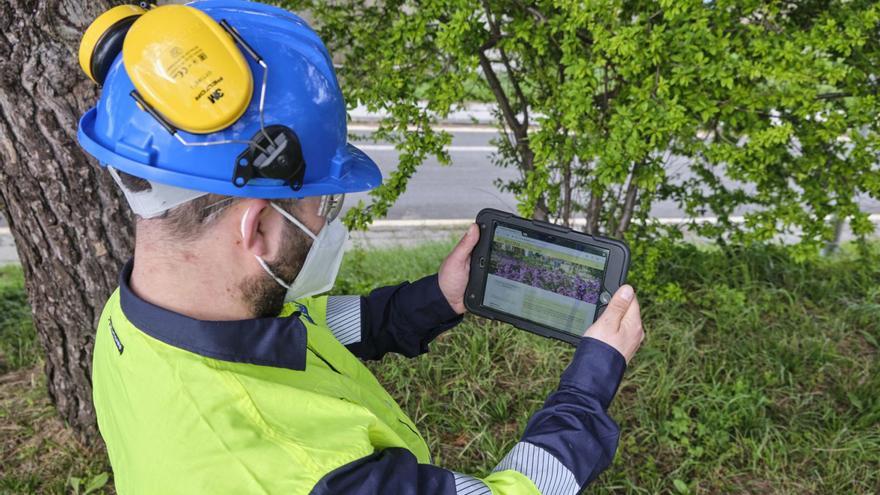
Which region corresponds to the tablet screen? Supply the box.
[482,223,609,335]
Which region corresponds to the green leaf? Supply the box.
[673,479,690,494]
[84,472,110,494]
[68,476,82,495]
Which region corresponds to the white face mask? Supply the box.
[241,202,348,302]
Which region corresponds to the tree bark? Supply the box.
[0,0,134,442]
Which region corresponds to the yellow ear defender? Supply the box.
[79,4,254,134]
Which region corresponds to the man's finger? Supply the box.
[621,295,642,336]
[599,285,635,329]
[448,223,479,263]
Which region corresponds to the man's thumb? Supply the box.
[450,223,479,262]
[600,285,635,327]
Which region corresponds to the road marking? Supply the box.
[349,124,502,133]
[358,144,497,152]
[370,219,473,228]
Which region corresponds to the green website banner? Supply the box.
[495,234,606,270]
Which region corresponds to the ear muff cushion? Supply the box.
[79,5,146,83]
[90,15,141,85]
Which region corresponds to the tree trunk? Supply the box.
[0,0,134,443]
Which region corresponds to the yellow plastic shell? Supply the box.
[122,5,253,134]
[79,4,146,82]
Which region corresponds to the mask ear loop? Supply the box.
[241,207,292,289]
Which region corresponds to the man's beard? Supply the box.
[241,222,312,318]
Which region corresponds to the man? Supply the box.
[76,1,644,494]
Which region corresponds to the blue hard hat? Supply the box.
[76,0,381,199]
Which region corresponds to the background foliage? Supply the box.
[287,0,880,258]
[7,241,878,493]
[344,241,880,494]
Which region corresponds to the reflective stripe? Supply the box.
[452,472,491,495]
[326,295,362,345]
[493,442,579,495]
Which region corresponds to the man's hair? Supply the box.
[117,171,234,240]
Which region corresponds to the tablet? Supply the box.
[464,208,630,345]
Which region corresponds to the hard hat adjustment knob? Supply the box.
[232,125,306,191]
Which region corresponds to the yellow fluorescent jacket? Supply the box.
[93,261,626,494]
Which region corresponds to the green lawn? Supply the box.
[1,242,878,494]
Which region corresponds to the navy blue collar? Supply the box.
[118,260,308,371]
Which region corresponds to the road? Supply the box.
[1,126,879,262]
[344,126,519,220]
[344,126,880,220]
[0,126,877,222]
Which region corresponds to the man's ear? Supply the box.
[239,199,271,257]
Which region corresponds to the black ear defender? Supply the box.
[88,14,140,85]
[79,5,147,85]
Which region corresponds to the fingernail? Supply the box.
[619,285,634,301]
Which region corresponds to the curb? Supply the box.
[3,215,879,265]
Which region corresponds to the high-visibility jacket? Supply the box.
[93,260,626,494]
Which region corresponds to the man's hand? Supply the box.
[438,223,480,314]
[584,285,644,363]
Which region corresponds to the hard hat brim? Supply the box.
[78,108,383,199]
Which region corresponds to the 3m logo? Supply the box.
[207,88,224,104]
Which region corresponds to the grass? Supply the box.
[0,268,111,494]
[1,242,879,494]
[0,265,37,372]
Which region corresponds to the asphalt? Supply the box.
[343,128,880,221]
[344,128,520,220]
[2,126,879,264]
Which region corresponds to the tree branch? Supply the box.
[478,4,523,136]
[585,186,602,235]
[478,50,525,138]
[614,160,643,237]
[497,45,528,127]
[815,92,851,100]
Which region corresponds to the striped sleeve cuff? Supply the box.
[493,442,580,495]
[326,295,362,345]
[452,472,491,495]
